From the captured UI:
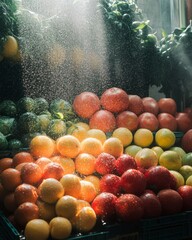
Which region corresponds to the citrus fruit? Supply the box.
[56,135,81,158]
[103,137,123,158]
[42,162,64,180]
[72,206,96,233]
[13,152,34,167]
[73,92,100,119]
[170,147,186,161]
[14,202,39,228]
[2,36,18,58]
[75,153,96,175]
[71,47,84,66]
[3,192,17,213]
[76,200,91,213]
[151,146,164,159]
[35,157,52,171]
[133,128,154,147]
[89,110,116,133]
[100,87,129,113]
[112,127,133,147]
[155,128,176,149]
[135,148,158,169]
[14,184,38,206]
[75,122,90,131]
[34,98,49,115]
[0,168,22,192]
[80,137,103,157]
[60,174,81,198]
[47,44,66,66]
[20,163,43,186]
[182,152,192,166]
[79,180,97,203]
[0,158,13,173]
[179,165,192,181]
[51,156,75,175]
[84,175,100,194]
[36,200,56,222]
[49,217,72,239]
[38,114,51,132]
[17,112,41,134]
[38,178,64,204]
[67,124,87,142]
[159,150,182,171]
[124,145,142,157]
[24,219,50,240]
[55,195,77,219]
[87,129,107,144]
[169,170,185,188]
[30,135,56,158]
[186,175,192,186]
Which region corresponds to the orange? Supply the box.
[151,146,164,159]
[76,122,90,131]
[20,163,43,186]
[47,44,66,66]
[35,157,52,171]
[55,195,77,219]
[42,162,64,180]
[0,168,22,192]
[60,174,81,198]
[49,217,72,239]
[84,175,100,194]
[133,128,154,147]
[36,200,56,222]
[15,162,28,171]
[112,127,133,147]
[75,153,96,175]
[30,135,56,158]
[79,180,97,203]
[135,148,158,169]
[56,135,81,158]
[51,155,75,175]
[25,219,50,240]
[0,158,13,173]
[2,35,18,58]
[12,152,34,167]
[14,183,38,206]
[159,150,182,171]
[72,206,96,233]
[87,129,107,144]
[80,137,103,157]
[67,125,87,142]
[155,128,176,149]
[103,137,123,158]
[14,202,39,228]
[76,200,91,214]
[71,47,84,67]
[38,178,64,204]
[3,192,17,213]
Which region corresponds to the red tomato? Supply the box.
[142,97,159,116]
[175,112,192,133]
[138,112,159,131]
[116,111,139,131]
[128,95,144,115]
[158,113,177,131]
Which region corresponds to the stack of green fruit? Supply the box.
[98,0,162,96]
[0,97,79,152]
[159,21,192,109]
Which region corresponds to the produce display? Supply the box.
[0,87,192,240]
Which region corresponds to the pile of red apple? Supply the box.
[91,153,192,223]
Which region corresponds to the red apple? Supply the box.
[116,111,139,131]
[142,97,159,116]
[99,174,121,196]
[95,153,116,175]
[175,112,192,133]
[158,98,177,116]
[140,192,162,218]
[120,169,146,195]
[145,166,172,192]
[177,185,192,210]
[158,113,177,131]
[100,87,129,113]
[91,192,117,222]
[128,95,144,115]
[138,112,159,131]
[157,189,183,215]
[181,129,192,153]
[115,194,144,222]
[115,154,137,176]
